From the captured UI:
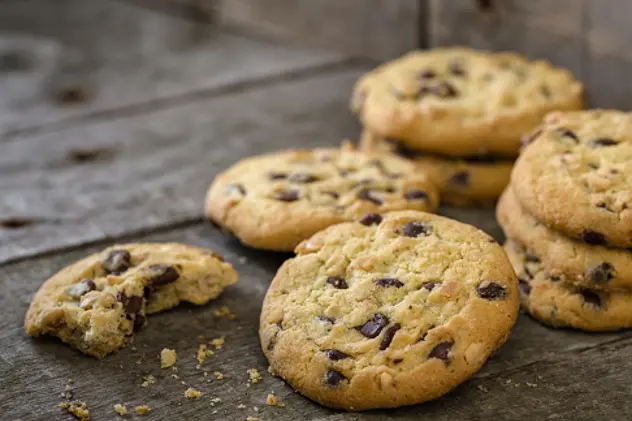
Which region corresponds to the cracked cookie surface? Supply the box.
[25,243,238,358]
[360,131,512,206]
[504,239,632,332]
[512,110,632,248]
[260,210,518,410]
[352,48,583,157]
[205,144,439,251]
[497,188,632,291]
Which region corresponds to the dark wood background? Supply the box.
[2,1,632,420]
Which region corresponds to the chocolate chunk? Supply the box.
[359,213,382,226]
[67,279,96,298]
[133,314,146,332]
[518,279,531,296]
[392,358,403,364]
[422,81,459,98]
[449,171,469,186]
[428,342,452,361]
[448,62,466,76]
[326,276,348,290]
[556,128,579,142]
[422,281,439,291]
[379,323,401,350]
[592,138,618,147]
[144,286,151,299]
[358,313,389,338]
[268,172,287,180]
[274,189,300,202]
[376,278,404,288]
[540,85,552,98]
[227,184,246,195]
[103,249,131,275]
[322,190,340,199]
[580,289,601,308]
[477,282,507,299]
[318,315,335,324]
[358,189,383,205]
[525,251,540,263]
[419,69,436,79]
[324,349,350,361]
[402,221,431,237]
[289,173,319,184]
[405,189,428,200]
[116,291,143,314]
[148,264,180,286]
[588,263,614,284]
[324,370,347,386]
[581,230,608,246]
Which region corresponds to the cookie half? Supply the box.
[360,131,512,206]
[205,144,439,251]
[260,211,518,410]
[512,110,632,248]
[504,239,632,332]
[497,187,632,291]
[352,48,583,157]
[25,243,238,358]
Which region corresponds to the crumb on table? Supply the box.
[160,348,177,368]
[185,387,202,399]
[214,371,224,380]
[211,305,237,319]
[113,403,128,416]
[247,368,262,386]
[141,374,157,388]
[59,400,90,420]
[210,336,225,349]
[197,344,214,365]
[135,405,151,415]
[266,393,285,407]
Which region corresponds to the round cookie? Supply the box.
[205,144,439,252]
[497,188,632,291]
[25,243,238,358]
[360,131,512,206]
[260,210,519,410]
[504,239,632,332]
[352,47,584,158]
[513,110,632,247]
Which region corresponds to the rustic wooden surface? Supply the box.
[2,1,632,420]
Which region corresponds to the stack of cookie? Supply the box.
[353,48,584,206]
[498,110,632,331]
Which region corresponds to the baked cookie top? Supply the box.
[352,48,583,157]
[505,239,632,332]
[497,188,632,290]
[512,110,632,248]
[25,243,238,358]
[260,211,518,410]
[205,144,439,251]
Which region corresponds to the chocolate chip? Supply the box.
[358,313,389,338]
[581,230,607,246]
[518,279,531,296]
[449,62,466,76]
[540,85,552,98]
[324,370,347,386]
[359,213,382,226]
[525,251,540,263]
[318,315,335,324]
[324,349,350,361]
[422,281,439,291]
[322,190,339,199]
[421,82,459,98]
[477,282,506,300]
[580,289,601,308]
[376,278,404,288]
[274,189,300,202]
[67,279,96,298]
[379,323,401,350]
[289,173,319,184]
[588,263,613,284]
[268,172,287,180]
[133,314,146,332]
[326,276,348,289]
[550,276,561,282]
[144,286,151,299]
[358,189,383,205]
[227,184,246,195]
[521,128,543,147]
[591,138,618,147]
[449,171,469,186]
[148,264,180,286]
[392,358,403,364]
[428,342,452,361]
[103,249,131,275]
[419,69,436,79]
[556,128,579,142]
[402,221,431,237]
[405,190,428,200]
[0,217,33,229]
[116,292,143,314]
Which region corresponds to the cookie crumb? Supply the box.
[238,256,248,264]
[160,348,177,368]
[210,336,225,349]
[114,403,128,416]
[141,375,156,388]
[212,305,237,319]
[526,381,538,388]
[59,400,90,420]
[185,387,202,399]
[237,404,246,409]
[197,344,214,365]
[247,368,262,386]
[266,393,285,407]
[246,417,258,421]
[214,371,224,380]
[476,385,489,393]
[135,405,151,415]
[267,366,277,376]
[210,397,222,406]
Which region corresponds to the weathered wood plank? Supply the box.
[0,0,346,137]
[2,223,630,420]
[0,68,365,264]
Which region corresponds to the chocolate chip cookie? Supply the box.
[260,211,519,410]
[497,188,632,290]
[360,131,512,206]
[512,110,632,248]
[352,48,584,158]
[205,144,439,251]
[25,243,238,358]
[504,239,632,331]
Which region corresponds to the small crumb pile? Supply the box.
[212,305,237,319]
[59,400,90,421]
[185,387,202,399]
[266,393,285,407]
[141,374,157,388]
[160,348,177,368]
[197,344,214,367]
[113,404,128,416]
[247,368,262,386]
[210,336,225,350]
[135,405,151,415]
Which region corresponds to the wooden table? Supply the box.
[2,1,631,420]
